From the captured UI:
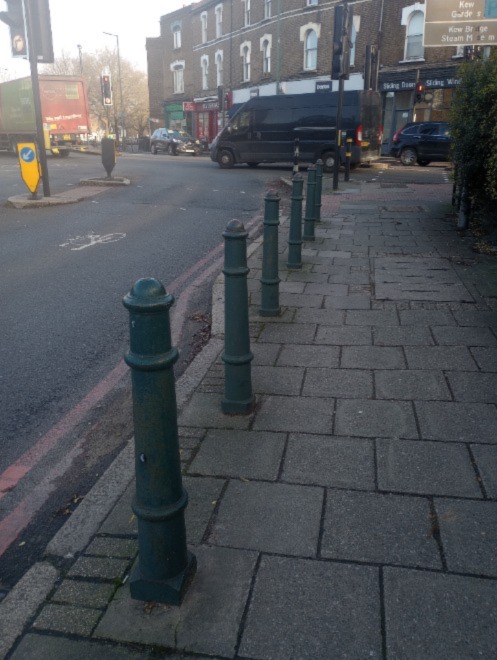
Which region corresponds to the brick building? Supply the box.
[146,1,468,151]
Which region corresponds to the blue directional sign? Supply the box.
[17,143,41,195]
[20,146,36,163]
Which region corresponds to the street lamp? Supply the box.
[103,31,125,151]
[77,44,83,74]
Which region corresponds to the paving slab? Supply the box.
[303,367,373,398]
[208,480,323,557]
[52,580,117,608]
[321,490,441,568]
[471,444,497,498]
[282,433,375,489]
[257,322,317,344]
[293,307,345,324]
[323,294,371,309]
[32,603,102,636]
[239,556,381,660]
[346,309,399,326]
[469,346,497,372]
[384,567,497,659]
[445,371,497,403]
[10,634,149,660]
[253,394,334,434]
[373,325,434,346]
[453,309,497,327]
[341,345,405,369]
[405,346,478,370]
[177,392,253,429]
[251,342,282,365]
[431,325,497,346]
[67,556,131,581]
[279,293,324,308]
[315,325,372,346]
[399,310,456,326]
[435,499,497,576]
[377,438,482,497]
[336,399,418,438]
[277,343,340,367]
[94,546,258,658]
[416,401,497,443]
[375,369,451,400]
[188,429,285,480]
[252,365,305,395]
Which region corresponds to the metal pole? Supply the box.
[260,191,281,317]
[24,0,50,197]
[77,44,83,74]
[303,165,317,241]
[333,75,344,191]
[344,137,352,181]
[123,278,196,605]
[293,137,300,175]
[276,0,281,93]
[315,159,323,222]
[287,174,304,269]
[104,32,125,151]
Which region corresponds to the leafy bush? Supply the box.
[451,50,497,233]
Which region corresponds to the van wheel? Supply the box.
[218,149,234,168]
[400,147,417,166]
[247,162,259,168]
[321,151,336,173]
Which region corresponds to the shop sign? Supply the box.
[316,81,333,92]
[380,76,461,92]
[183,102,195,112]
[200,101,219,111]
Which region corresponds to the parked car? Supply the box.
[150,128,203,156]
[391,121,451,166]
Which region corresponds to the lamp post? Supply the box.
[103,31,125,151]
[77,44,83,74]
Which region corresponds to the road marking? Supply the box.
[59,232,126,250]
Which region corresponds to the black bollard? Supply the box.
[260,191,281,317]
[123,278,196,605]
[293,137,300,175]
[303,165,317,242]
[344,138,353,182]
[222,220,254,414]
[287,174,304,270]
[315,159,323,223]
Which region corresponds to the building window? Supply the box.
[215,4,223,38]
[171,62,185,94]
[242,0,251,26]
[401,4,425,60]
[304,29,318,70]
[201,55,209,90]
[240,42,251,81]
[261,38,271,74]
[172,25,181,49]
[216,51,224,86]
[264,0,271,19]
[201,12,208,43]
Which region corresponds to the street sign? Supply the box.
[17,142,41,195]
[425,0,497,46]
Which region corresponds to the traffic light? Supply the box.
[331,2,350,80]
[414,82,424,103]
[101,74,113,107]
[0,0,27,58]
[29,0,54,63]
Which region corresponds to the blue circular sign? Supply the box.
[20,147,35,163]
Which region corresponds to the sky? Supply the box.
[0,0,195,79]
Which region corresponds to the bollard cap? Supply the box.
[123,277,174,312]
[225,219,245,233]
[265,190,280,201]
[292,173,304,182]
[307,164,316,171]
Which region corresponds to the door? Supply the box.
[252,107,294,162]
[417,123,447,160]
[225,109,253,162]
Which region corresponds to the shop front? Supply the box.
[192,98,219,145]
[379,66,462,155]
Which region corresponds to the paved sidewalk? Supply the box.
[2,172,497,659]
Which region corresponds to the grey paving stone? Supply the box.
[304,282,348,295]
[384,567,497,659]
[279,281,305,293]
[446,371,497,403]
[470,346,497,372]
[453,309,497,328]
[399,310,456,326]
[257,322,317,344]
[253,395,334,434]
[435,499,497,577]
[252,365,305,395]
[416,401,497,443]
[287,271,328,283]
[95,546,257,658]
[279,293,324,308]
[52,580,116,608]
[85,537,138,559]
[67,557,130,581]
[321,491,441,568]
[239,556,381,660]
[177,393,253,429]
[32,603,101,636]
[471,444,497,498]
[373,326,434,346]
[346,309,399,326]
[277,343,340,368]
[99,482,137,536]
[282,434,375,489]
[303,368,373,398]
[252,342,281,366]
[294,307,345,324]
[329,271,371,284]
[431,325,497,346]
[324,295,370,309]
[375,369,451,400]
[341,346,405,369]
[189,429,285,480]
[377,439,482,497]
[405,346,478,370]
[10,634,148,660]
[336,399,418,438]
[209,481,322,556]
[315,325,372,345]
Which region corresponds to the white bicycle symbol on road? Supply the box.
[59,232,126,251]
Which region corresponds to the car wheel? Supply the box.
[321,150,337,173]
[247,162,259,168]
[400,147,417,166]
[218,149,234,168]
[417,159,431,166]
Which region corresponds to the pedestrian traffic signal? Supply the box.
[0,0,27,58]
[415,83,425,103]
[331,3,351,81]
[101,74,113,106]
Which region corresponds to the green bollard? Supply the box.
[315,159,323,223]
[260,191,281,317]
[287,174,304,270]
[303,164,317,242]
[123,278,196,605]
[222,220,255,414]
[344,137,353,182]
